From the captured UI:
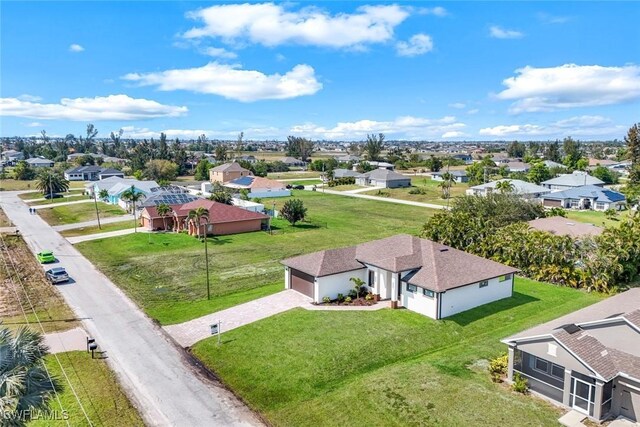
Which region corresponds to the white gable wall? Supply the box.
[400,283,438,318]
[316,269,367,302]
[440,275,513,318]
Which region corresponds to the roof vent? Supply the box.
[561,324,581,334]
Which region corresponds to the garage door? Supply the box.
[291,269,315,298]
[543,199,562,207]
[620,387,639,422]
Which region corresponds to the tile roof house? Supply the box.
[527,216,603,238]
[279,157,307,167]
[466,179,550,198]
[540,185,626,211]
[2,150,25,163]
[541,171,604,191]
[355,169,411,188]
[85,177,160,210]
[26,157,54,168]
[209,162,252,183]
[282,234,518,318]
[502,288,640,422]
[223,176,291,198]
[332,168,361,179]
[431,170,469,183]
[64,165,124,181]
[140,199,269,235]
[504,162,531,173]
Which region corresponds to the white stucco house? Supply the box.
[355,169,411,188]
[282,234,518,319]
[466,179,551,199]
[540,185,626,211]
[541,171,604,191]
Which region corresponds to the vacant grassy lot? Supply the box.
[361,177,469,205]
[0,235,78,333]
[0,207,12,227]
[0,179,39,191]
[30,194,89,206]
[60,220,135,237]
[280,179,324,186]
[38,202,127,226]
[76,191,437,324]
[193,278,603,426]
[565,209,634,228]
[268,171,322,180]
[33,351,143,427]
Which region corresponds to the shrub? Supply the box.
[408,187,429,195]
[488,353,509,383]
[281,199,307,225]
[337,293,345,302]
[512,373,528,394]
[328,177,356,187]
[365,293,374,301]
[322,296,331,304]
[376,190,390,197]
[344,296,352,303]
[348,289,358,299]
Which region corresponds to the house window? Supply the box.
[406,284,417,293]
[423,289,434,298]
[479,280,488,288]
[368,270,375,288]
[595,202,605,210]
[551,364,564,380]
[499,274,512,282]
[534,357,549,373]
[570,199,579,208]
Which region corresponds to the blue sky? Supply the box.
[1,1,639,141]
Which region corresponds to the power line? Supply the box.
[0,233,94,426]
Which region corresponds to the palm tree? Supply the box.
[438,172,455,199]
[0,326,62,426]
[35,171,69,197]
[98,189,109,201]
[156,203,172,231]
[495,180,515,194]
[186,210,198,238]
[120,186,144,233]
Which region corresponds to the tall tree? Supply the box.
[285,136,314,162]
[121,186,144,232]
[156,203,173,231]
[545,140,562,162]
[158,132,169,160]
[144,159,179,181]
[626,123,640,186]
[495,180,515,193]
[506,141,526,158]
[13,161,35,180]
[562,136,583,169]
[281,198,307,226]
[527,162,552,184]
[214,144,228,162]
[194,159,212,181]
[0,326,62,427]
[36,170,69,196]
[364,133,385,161]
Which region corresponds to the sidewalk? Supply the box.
[66,228,140,244]
[52,215,135,231]
[33,199,93,209]
[318,188,448,210]
[164,290,311,347]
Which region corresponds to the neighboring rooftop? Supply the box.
[528,216,603,238]
[358,169,409,181]
[542,185,626,203]
[210,162,251,173]
[468,179,549,195]
[542,171,604,187]
[172,199,269,223]
[225,176,286,190]
[431,170,467,177]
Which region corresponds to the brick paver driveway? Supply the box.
[164,290,312,347]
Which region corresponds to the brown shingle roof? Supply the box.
[528,217,603,238]
[211,162,251,173]
[282,234,518,291]
[552,329,620,380]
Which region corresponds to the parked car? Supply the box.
[44,193,63,199]
[285,184,293,189]
[293,185,305,190]
[45,267,69,284]
[37,250,56,263]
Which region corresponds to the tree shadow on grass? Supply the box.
[448,291,539,327]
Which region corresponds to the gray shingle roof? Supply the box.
[211,162,250,173]
[542,172,604,187]
[541,185,625,203]
[357,169,410,181]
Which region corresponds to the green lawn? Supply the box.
[361,177,469,205]
[0,207,12,227]
[60,220,136,237]
[327,184,364,191]
[192,278,604,426]
[0,179,39,191]
[268,171,322,180]
[30,194,89,206]
[38,202,127,226]
[76,191,437,324]
[32,351,143,427]
[281,179,324,186]
[565,209,634,228]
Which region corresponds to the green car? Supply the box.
[37,250,56,263]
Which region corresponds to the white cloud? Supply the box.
[290,115,466,140]
[17,94,42,102]
[120,125,280,140]
[0,95,188,121]
[202,46,237,59]
[396,34,434,57]
[449,102,466,109]
[275,53,286,62]
[26,122,43,127]
[496,64,640,113]
[418,7,448,17]
[123,62,322,102]
[69,44,85,52]
[537,13,569,24]
[467,108,480,115]
[441,131,468,138]
[182,3,410,50]
[489,26,524,39]
[479,115,626,139]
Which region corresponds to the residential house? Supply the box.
[140,199,269,235]
[209,162,252,183]
[64,166,124,181]
[588,158,618,167]
[1,150,24,164]
[542,160,565,169]
[282,234,518,319]
[466,179,550,199]
[355,169,411,188]
[234,155,257,164]
[280,157,306,167]
[527,217,603,238]
[224,176,291,198]
[540,185,626,211]
[502,288,640,422]
[452,153,473,164]
[541,171,604,191]
[431,170,469,183]
[365,161,394,170]
[26,157,54,168]
[332,168,360,179]
[504,162,531,173]
[139,187,199,208]
[231,198,265,213]
[335,154,361,163]
[106,180,159,210]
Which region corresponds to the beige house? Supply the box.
[209,162,252,183]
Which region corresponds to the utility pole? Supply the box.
[93,189,102,229]
[49,172,53,200]
[204,217,211,300]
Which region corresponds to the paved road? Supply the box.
[165,290,311,348]
[52,215,135,231]
[1,191,262,427]
[311,188,449,210]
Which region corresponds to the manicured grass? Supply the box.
[327,184,364,191]
[192,278,603,426]
[268,171,322,180]
[30,194,89,206]
[361,176,469,205]
[32,351,143,427]
[76,191,437,324]
[0,235,79,333]
[565,209,634,228]
[280,179,323,186]
[38,202,127,226]
[19,191,51,200]
[59,220,136,237]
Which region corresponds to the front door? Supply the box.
[571,377,595,416]
[620,388,637,421]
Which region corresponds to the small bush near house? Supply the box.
[546,207,567,218]
[604,208,618,221]
[365,293,374,301]
[408,187,429,195]
[344,296,352,303]
[337,293,345,303]
[488,353,509,383]
[376,190,390,197]
[512,373,528,394]
[322,296,331,304]
[328,177,356,187]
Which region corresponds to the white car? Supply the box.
[45,267,69,284]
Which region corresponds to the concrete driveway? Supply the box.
[0,191,262,427]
